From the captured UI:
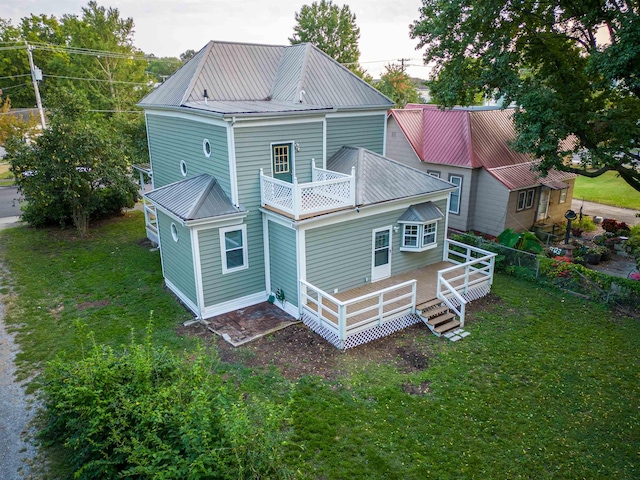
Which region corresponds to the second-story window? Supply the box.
[272,144,290,175]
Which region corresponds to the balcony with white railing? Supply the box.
[260,161,356,220]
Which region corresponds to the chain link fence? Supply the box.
[450,233,640,311]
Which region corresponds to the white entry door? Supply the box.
[537,189,550,222]
[372,227,392,282]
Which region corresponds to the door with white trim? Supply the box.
[372,227,392,282]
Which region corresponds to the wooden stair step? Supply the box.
[426,312,455,327]
[416,298,443,310]
[434,319,461,334]
[421,305,449,318]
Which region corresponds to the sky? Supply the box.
[3,0,433,79]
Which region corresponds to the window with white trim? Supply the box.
[401,221,438,252]
[272,144,290,174]
[180,160,188,177]
[448,175,462,214]
[427,170,441,178]
[559,188,568,203]
[517,188,536,211]
[219,225,248,274]
[203,139,212,158]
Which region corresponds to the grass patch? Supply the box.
[573,171,640,210]
[1,213,638,478]
[0,163,14,186]
[0,211,196,384]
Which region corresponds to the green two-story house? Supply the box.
[138,40,496,349]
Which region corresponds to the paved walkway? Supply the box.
[571,199,639,226]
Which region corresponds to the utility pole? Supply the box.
[25,41,46,129]
[397,58,410,73]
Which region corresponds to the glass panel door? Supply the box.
[372,227,392,281]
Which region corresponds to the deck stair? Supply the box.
[417,298,460,337]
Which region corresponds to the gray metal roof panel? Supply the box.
[184,99,333,115]
[138,43,210,107]
[398,202,444,223]
[327,147,454,206]
[271,44,307,101]
[145,174,244,220]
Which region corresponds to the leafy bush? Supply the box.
[39,326,291,479]
[573,216,597,232]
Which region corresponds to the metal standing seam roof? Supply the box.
[138,40,394,114]
[398,202,444,223]
[326,147,455,206]
[145,174,245,221]
[486,162,577,191]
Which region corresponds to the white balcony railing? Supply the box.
[436,239,497,326]
[260,161,356,219]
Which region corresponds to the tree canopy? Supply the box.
[375,64,422,108]
[0,1,150,111]
[411,0,640,191]
[290,0,367,77]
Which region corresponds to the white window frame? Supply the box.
[400,221,439,252]
[180,160,188,177]
[203,138,212,158]
[219,225,248,274]
[448,175,462,215]
[559,188,568,204]
[271,143,292,176]
[517,188,536,211]
[427,170,441,178]
[170,223,179,242]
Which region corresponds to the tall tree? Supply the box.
[290,0,366,77]
[411,0,640,191]
[375,64,421,108]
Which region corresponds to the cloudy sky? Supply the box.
[4,0,433,79]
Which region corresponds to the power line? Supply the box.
[43,74,149,86]
[0,74,32,80]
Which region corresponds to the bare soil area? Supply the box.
[176,294,499,381]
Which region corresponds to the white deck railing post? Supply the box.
[318,293,324,328]
[350,166,356,206]
[292,176,299,219]
[339,304,346,345]
[259,168,266,207]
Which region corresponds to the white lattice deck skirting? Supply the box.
[444,282,491,307]
[302,312,423,350]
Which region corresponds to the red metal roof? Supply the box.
[392,105,575,189]
[486,162,577,190]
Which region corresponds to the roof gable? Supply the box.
[139,41,393,114]
[326,147,454,206]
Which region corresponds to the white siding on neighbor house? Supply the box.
[385,118,421,164]
[146,114,230,191]
[471,170,511,236]
[305,198,448,294]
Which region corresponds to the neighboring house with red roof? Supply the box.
[386,104,577,237]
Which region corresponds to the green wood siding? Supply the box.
[157,212,197,305]
[231,121,324,300]
[305,199,447,293]
[268,221,298,308]
[198,225,265,307]
[146,114,230,191]
[326,114,385,158]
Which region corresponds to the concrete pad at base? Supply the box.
[443,332,454,338]
[460,331,471,338]
[450,335,462,342]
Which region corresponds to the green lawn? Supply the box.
[1,212,638,478]
[573,171,640,210]
[0,163,14,186]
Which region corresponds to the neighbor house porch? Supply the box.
[300,239,497,349]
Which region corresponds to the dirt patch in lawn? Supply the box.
[77,299,111,310]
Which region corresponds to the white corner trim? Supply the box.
[191,229,205,317]
[201,291,268,319]
[296,228,306,318]
[263,215,271,294]
[165,278,200,318]
[272,298,300,319]
[227,123,239,206]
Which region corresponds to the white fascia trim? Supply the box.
[322,118,327,169]
[263,215,271,295]
[232,115,326,129]
[325,110,388,118]
[296,228,306,318]
[201,291,268,319]
[298,192,452,231]
[226,121,239,206]
[165,278,200,318]
[144,108,228,128]
[190,228,205,317]
[260,209,297,229]
[186,212,247,229]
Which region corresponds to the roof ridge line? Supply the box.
[180,42,214,106]
[294,43,312,104]
[186,174,215,219]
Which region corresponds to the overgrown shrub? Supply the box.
[39,327,291,479]
[573,216,597,232]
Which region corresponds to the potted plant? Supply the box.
[572,252,586,266]
[585,245,607,265]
